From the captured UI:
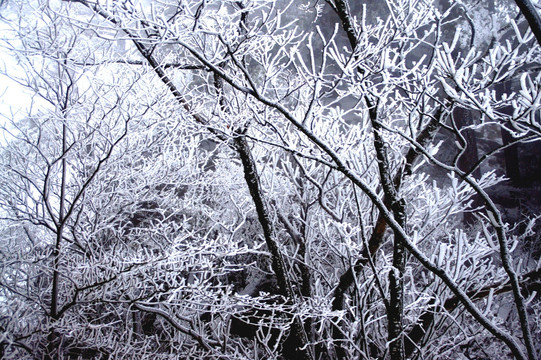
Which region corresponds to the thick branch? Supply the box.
[134,304,218,352]
[331,114,441,314]
[514,0,541,46]
[332,0,358,49]
[370,100,407,360]
[234,135,313,360]
[321,1,528,358]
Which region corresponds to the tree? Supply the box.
[1,0,540,359]
[0,2,234,358]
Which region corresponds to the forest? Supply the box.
[0,0,540,359]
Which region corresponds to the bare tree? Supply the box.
[1,0,540,359]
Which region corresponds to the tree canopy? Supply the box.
[0,0,540,359]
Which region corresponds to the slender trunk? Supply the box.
[331,114,440,357]
[47,122,67,359]
[234,135,313,360]
[329,3,405,356]
[86,6,309,355]
[277,202,314,343]
[388,202,406,360]
[50,230,63,320]
[370,104,407,360]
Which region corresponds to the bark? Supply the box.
[234,136,313,360]
[220,9,313,354]
[328,6,443,354]
[47,80,71,360]
[387,201,407,360]
[332,0,357,49]
[370,103,407,360]
[276,208,314,344]
[514,0,541,47]
[75,2,532,359]
[331,114,441,356]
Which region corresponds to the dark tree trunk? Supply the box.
[331,113,441,358]
[370,103,407,360]
[234,136,313,360]
[514,0,541,47]
[454,108,481,178]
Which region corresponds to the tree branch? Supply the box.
[514,0,541,46]
[405,267,541,358]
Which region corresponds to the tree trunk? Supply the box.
[370,103,407,360]
[234,135,313,360]
[331,113,440,358]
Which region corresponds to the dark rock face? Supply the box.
[517,141,541,186]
